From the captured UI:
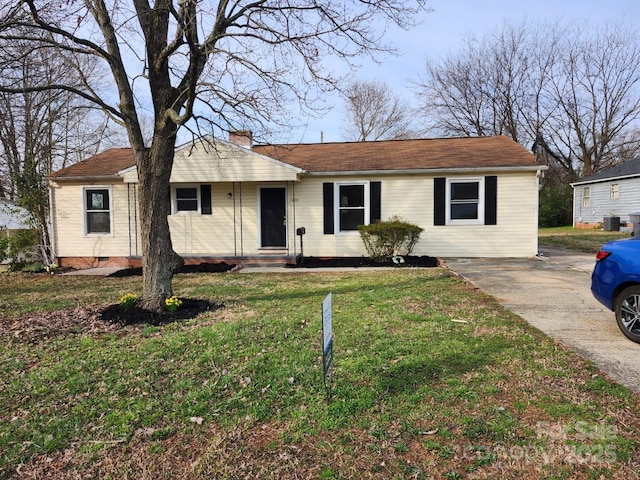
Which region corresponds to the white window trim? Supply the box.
[610,183,619,200]
[83,186,113,236]
[446,177,485,226]
[334,181,370,234]
[172,185,201,215]
[583,187,590,207]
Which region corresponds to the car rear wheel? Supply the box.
[614,286,640,344]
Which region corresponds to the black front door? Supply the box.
[260,187,286,247]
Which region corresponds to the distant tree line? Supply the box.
[342,20,640,226]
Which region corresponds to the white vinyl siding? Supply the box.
[52,182,136,257]
[52,172,541,261]
[170,139,300,183]
[573,178,640,225]
[293,172,539,258]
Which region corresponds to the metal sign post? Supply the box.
[322,292,333,402]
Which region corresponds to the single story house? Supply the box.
[571,157,640,229]
[48,134,546,269]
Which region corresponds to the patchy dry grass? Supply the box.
[1,269,639,479]
[539,226,630,254]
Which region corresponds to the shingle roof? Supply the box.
[50,136,538,179]
[572,157,640,185]
[253,136,537,172]
[50,148,135,179]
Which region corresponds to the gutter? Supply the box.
[571,172,640,187]
[48,175,124,182]
[303,165,547,176]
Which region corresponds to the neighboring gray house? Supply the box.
[0,199,33,264]
[0,199,31,230]
[571,158,640,228]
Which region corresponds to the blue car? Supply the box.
[591,236,640,343]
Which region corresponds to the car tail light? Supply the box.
[595,250,612,261]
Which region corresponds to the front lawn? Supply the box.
[539,226,630,254]
[1,269,639,479]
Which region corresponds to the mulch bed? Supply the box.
[108,262,237,277]
[100,298,223,326]
[286,255,440,268]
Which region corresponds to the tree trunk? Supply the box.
[136,135,183,312]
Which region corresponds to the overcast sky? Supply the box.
[288,0,640,144]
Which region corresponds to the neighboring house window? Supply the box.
[323,181,381,234]
[172,185,212,215]
[434,176,497,226]
[85,188,111,234]
[583,187,590,207]
[610,183,619,200]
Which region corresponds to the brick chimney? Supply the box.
[228,130,253,148]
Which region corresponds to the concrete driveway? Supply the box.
[444,246,640,394]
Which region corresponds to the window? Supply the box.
[175,186,199,212]
[610,183,619,200]
[583,187,590,207]
[447,178,484,224]
[434,176,496,226]
[323,181,381,234]
[450,181,480,220]
[85,188,111,234]
[338,183,367,231]
[171,185,212,215]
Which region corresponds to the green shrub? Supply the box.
[358,216,424,261]
[0,228,39,272]
[539,183,573,228]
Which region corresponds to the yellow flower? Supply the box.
[119,293,138,310]
[165,296,182,312]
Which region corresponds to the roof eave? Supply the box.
[304,165,547,176]
[571,172,640,186]
[49,175,124,183]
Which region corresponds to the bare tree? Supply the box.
[341,79,416,141]
[0,41,116,264]
[0,0,429,310]
[417,20,640,180]
[542,24,640,177]
[417,22,544,142]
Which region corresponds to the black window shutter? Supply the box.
[434,177,446,225]
[323,182,334,234]
[370,181,381,223]
[201,184,212,215]
[484,176,497,225]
